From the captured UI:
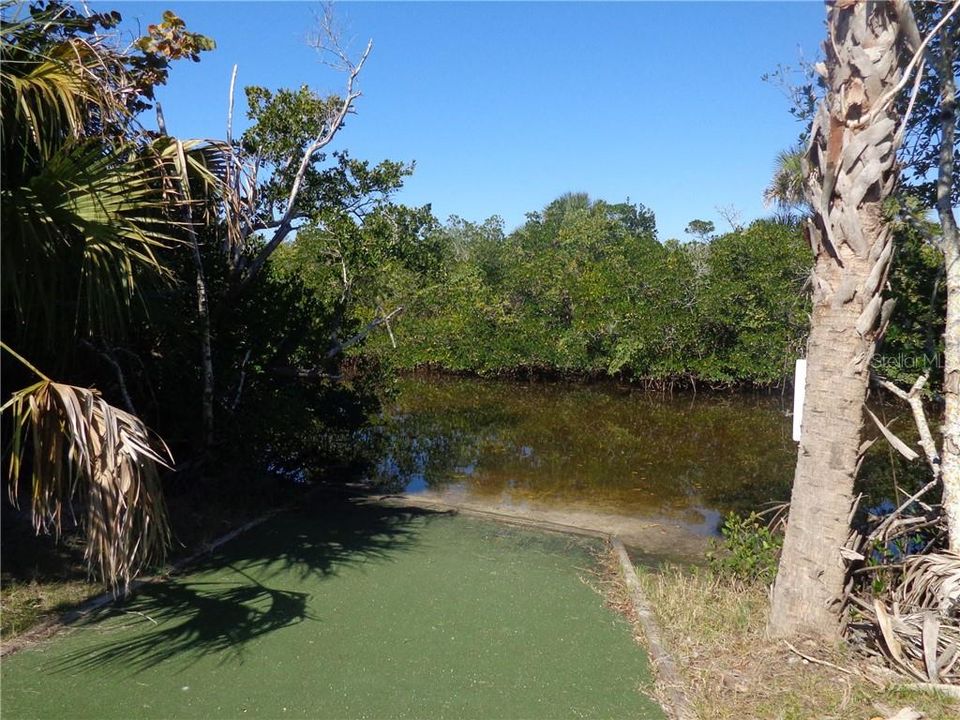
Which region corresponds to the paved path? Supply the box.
[1,500,664,719]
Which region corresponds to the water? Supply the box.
[363,376,798,534]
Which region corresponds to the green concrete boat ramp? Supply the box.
[1,499,664,719]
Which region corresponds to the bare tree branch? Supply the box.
[932,15,960,552]
[326,306,404,359]
[80,339,137,415]
[247,213,311,232]
[893,58,926,148]
[235,33,373,293]
[226,63,238,145]
[155,101,168,135]
[174,139,216,448]
[230,348,251,412]
[872,0,960,126]
[869,478,941,543]
[876,374,942,480]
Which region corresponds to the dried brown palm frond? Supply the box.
[895,552,960,618]
[867,600,960,683]
[846,548,960,684]
[2,347,172,591]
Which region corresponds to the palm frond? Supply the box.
[154,136,233,223]
[2,350,172,590]
[895,551,960,616]
[762,146,807,211]
[1,139,183,344]
[1,35,130,166]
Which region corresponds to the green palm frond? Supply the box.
[1,6,232,348]
[154,136,233,225]
[763,146,807,211]
[156,137,230,185]
[1,139,183,344]
[1,34,130,168]
[2,345,172,590]
[1,51,87,156]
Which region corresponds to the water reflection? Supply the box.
[363,377,798,526]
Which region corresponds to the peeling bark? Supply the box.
[768,0,909,639]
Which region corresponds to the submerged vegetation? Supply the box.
[364,376,798,517]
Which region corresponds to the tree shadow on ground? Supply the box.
[192,496,448,580]
[49,567,311,673]
[48,499,447,673]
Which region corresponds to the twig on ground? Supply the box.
[784,640,858,676]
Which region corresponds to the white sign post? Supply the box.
[792,358,806,443]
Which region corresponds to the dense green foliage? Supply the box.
[0,1,438,583]
[873,216,947,387]
[369,194,811,386]
[0,2,214,373]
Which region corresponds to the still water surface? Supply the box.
[364,377,797,533]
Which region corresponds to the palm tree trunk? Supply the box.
[768,0,907,639]
[935,25,960,553]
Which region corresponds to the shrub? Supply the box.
[708,512,783,584]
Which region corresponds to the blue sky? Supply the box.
[102,1,826,240]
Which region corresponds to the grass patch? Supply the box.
[1,483,289,642]
[0,511,100,641]
[635,564,960,720]
[1,579,98,640]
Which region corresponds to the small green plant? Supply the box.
[708,512,783,584]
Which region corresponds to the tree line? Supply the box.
[359,193,941,391]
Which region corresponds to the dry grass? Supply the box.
[1,509,100,642]
[0,578,98,640]
[632,564,960,720]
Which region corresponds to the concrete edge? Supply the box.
[611,537,698,720]
[371,494,613,542]
[0,510,279,659]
